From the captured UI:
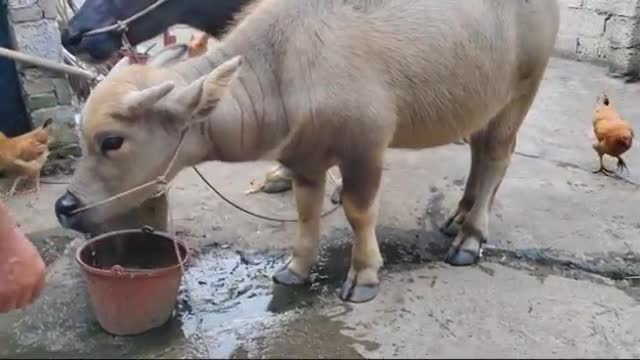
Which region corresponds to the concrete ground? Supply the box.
[2,56,640,358]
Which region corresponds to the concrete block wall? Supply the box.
[556,0,640,79]
[6,0,79,158]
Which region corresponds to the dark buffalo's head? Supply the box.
[61,0,251,64]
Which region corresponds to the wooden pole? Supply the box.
[0,46,97,80]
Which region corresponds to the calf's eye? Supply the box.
[101,136,124,153]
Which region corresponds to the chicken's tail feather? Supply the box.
[597,93,611,107]
[41,118,53,129]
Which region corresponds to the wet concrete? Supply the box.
[3,232,640,358]
[0,240,380,359]
[3,56,640,357]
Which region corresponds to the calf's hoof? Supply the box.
[272,264,309,286]
[445,248,480,266]
[339,266,381,303]
[261,178,293,194]
[339,279,379,303]
[445,230,485,266]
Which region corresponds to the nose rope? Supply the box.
[120,33,143,64]
[77,0,171,66]
[69,126,190,216]
[81,0,171,37]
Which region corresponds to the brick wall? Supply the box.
[556,0,640,79]
[6,0,79,158]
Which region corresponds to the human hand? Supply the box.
[0,202,46,313]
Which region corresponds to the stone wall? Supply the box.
[6,0,79,158]
[556,0,640,79]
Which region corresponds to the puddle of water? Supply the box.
[167,243,374,358]
[2,239,373,359]
[240,311,374,359]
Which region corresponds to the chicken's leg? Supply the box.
[8,158,45,195]
[6,177,23,198]
[593,155,615,176]
[592,143,615,176]
[616,156,629,173]
[29,173,41,195]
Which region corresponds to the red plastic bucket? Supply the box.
[76,226,189,336]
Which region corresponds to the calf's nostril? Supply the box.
[55,191,81,217]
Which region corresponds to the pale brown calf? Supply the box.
[56,0,560,303]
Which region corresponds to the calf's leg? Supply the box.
[338,158,384,303]
[272,171,326,285]
[444,88,540,266]
[440,148,480,237]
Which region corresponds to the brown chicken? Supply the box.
[592,94,634,175]
[188,32,210,58]
[0,118,53,197]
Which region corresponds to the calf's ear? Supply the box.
[169,56,243,122]
[123,81,176,115]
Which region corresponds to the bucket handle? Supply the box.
[140,225,187,271]
[141,225,156,234]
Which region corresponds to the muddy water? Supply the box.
[173,244,372,358]
[152,228,447,358]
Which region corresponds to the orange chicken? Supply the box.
[592,94,634,175]
[0,118,53,197]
